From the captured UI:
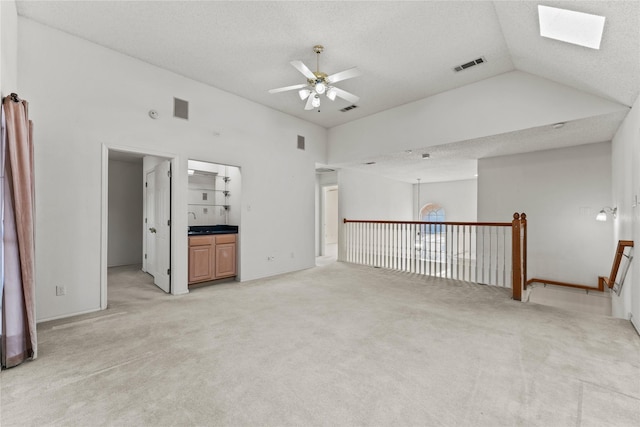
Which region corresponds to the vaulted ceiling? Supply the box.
[15,0,640,182]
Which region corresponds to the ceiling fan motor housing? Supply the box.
[309,72,328,86]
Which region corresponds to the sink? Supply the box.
[188,225,238,235]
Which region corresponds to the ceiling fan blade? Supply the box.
[326,67,362,84]
[268,83,308,94]
[331,87,360,104]
[291,60,317,81]
[304,92,317,110]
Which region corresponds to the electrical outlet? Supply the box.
[203,208,208,214]
[56,285,66,296]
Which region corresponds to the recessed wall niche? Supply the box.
[187,160,241,226]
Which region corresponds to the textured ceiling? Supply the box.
[343,110,628,183]
[15,0,640,182]
[11,0,514,128]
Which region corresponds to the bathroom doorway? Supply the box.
[101,147,175,310]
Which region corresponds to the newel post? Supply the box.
[511,213,524,301]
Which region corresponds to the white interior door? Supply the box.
[145,170,156,276]
[153,160,171,293]
[325,187,339,244]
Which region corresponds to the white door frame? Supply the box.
[101,144,184,310]
[319,184,338,256]
[151,159,171,293]
[144,169,157,276]
[323,186,339,247]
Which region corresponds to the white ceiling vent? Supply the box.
[174,97,189,120]
[340,105,359,112]
[453,57,486,72]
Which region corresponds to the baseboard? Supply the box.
[631,314,640,337]
[37,307,102,324]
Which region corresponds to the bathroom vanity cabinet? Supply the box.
[188,233,237,285]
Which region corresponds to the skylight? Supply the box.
[538,5,605,49]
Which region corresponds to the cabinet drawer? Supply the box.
[189,235,214,246]
[215,234,237,244]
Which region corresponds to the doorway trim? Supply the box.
[319,184,338,257]
[100,143,180,310]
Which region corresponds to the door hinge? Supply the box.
[145,218,147,224]
[167,219,171,226]
[167,269,171,275]
[144,253,147,259]
[145,182,148,188]
[167,170,172,178]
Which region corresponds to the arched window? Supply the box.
[420,203,445,233]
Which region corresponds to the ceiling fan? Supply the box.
[268,45,362,110]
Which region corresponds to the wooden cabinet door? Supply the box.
[189,243,215,283]
[215,243,236,279]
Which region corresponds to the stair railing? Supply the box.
[340,213,528,301]
[526,240,633,294]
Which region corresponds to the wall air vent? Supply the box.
[453,57,486,72]
[316,168,335,173]
[297,135,305,150]
[340,105,359,112]
[174,97,189,120]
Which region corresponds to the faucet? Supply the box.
[188,211,197,220]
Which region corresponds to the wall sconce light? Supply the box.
[596,206,617,221]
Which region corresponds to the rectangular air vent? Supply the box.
[453,57,486,72]
[174,97,189,120]
[297,135,305,150]
[340,105,358,112]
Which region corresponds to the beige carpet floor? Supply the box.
[1,262,639,426]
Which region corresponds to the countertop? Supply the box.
[188,225,238,236]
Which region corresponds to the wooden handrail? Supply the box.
[602,240,634,289]
[343,219,512,227]
[527,277,605,292]
[527,240,634,293]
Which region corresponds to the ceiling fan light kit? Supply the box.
[269,45,362,111]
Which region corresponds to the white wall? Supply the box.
[325,187,339,244]
[611,95,640,322]
[337,168,412,260]
[328,71,628,164]
[108,159,143,267]
[415,179,477,222]
[19,18,327,321]
[338,168,413,222]
[0,0,18,96]
[478,142,612,287]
